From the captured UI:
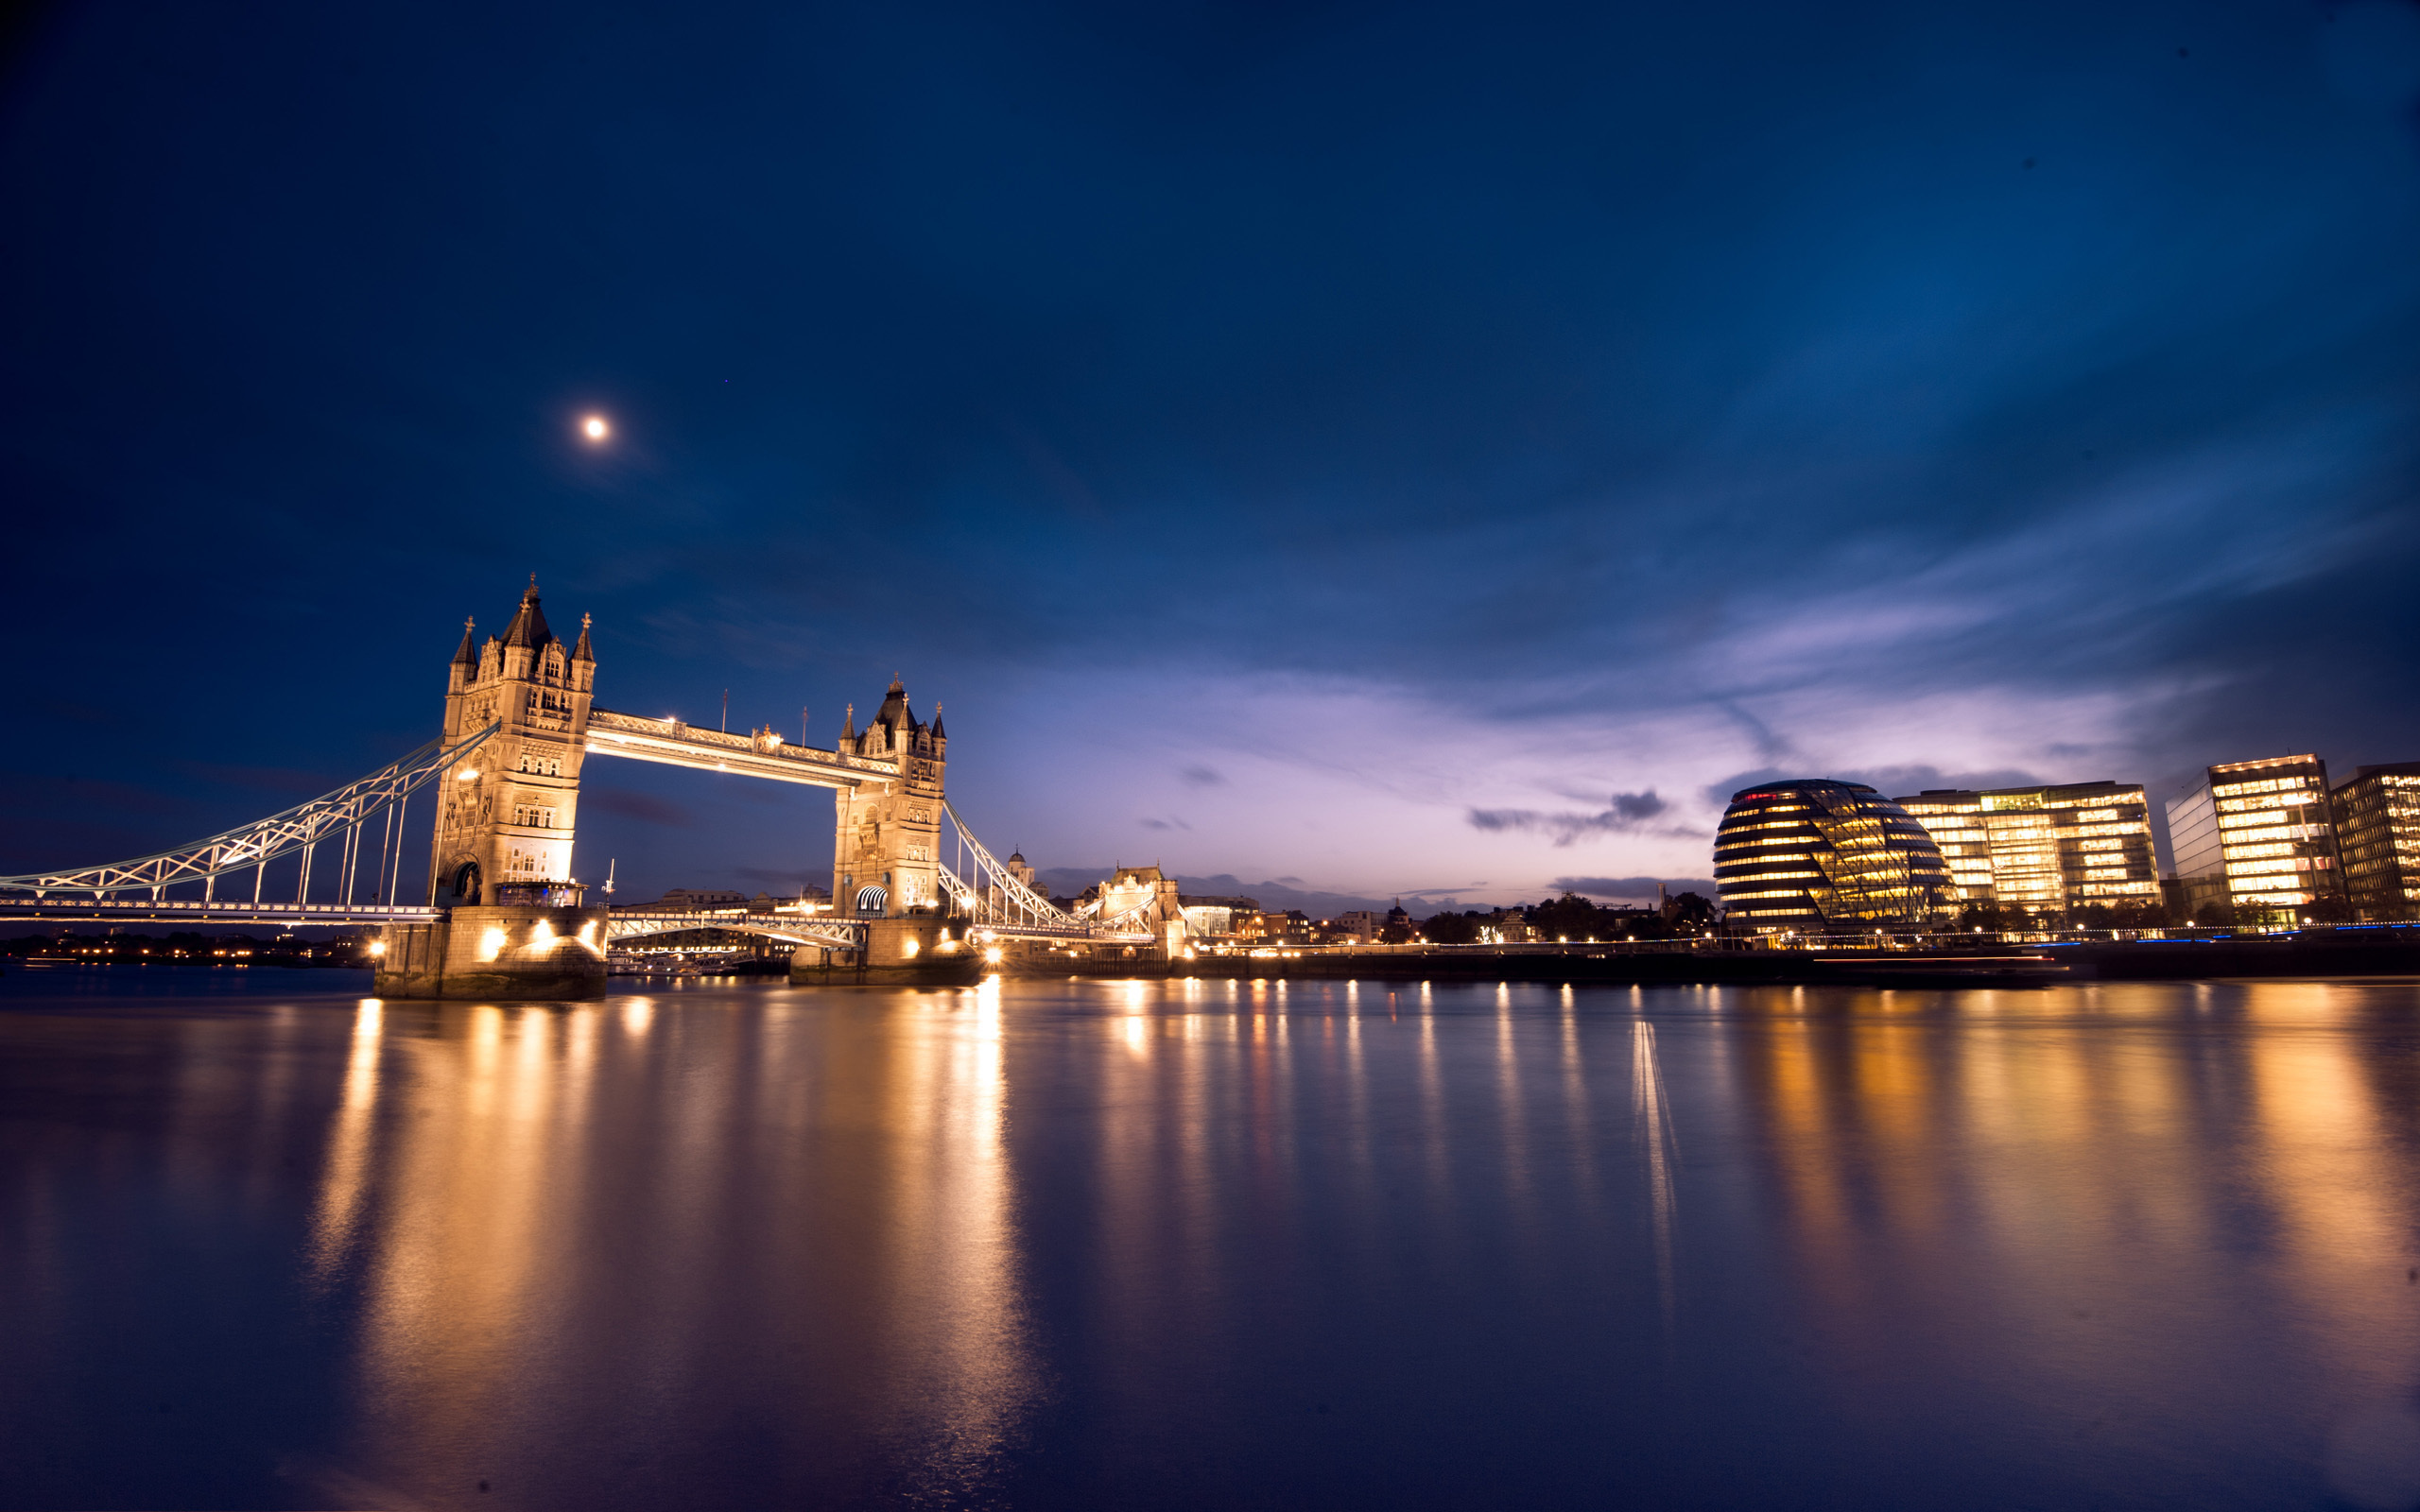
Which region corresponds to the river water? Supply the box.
[3,971,2419,1510]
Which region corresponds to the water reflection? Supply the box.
[320,988,1034,1507]
[306,999,383,1285]
[1631,1018,1677,1332]
[5,977,2420,1509]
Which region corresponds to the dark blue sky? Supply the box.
[5,0,2419,906]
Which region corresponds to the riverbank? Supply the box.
[1139,930,2420,987]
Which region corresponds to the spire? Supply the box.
[874,676,910,732]
[501,576,553,650]
[571,611,595,662]
[841,703,856,740]
[452,616,478,667]
[931,701,945,741]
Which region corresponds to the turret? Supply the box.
[570,612,596,692]
[448,617,478,694]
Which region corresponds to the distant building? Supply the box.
[1335,909,1384,939]
[1181,893,1261,914]
[2329,763,2420,921]
[1715,780,1953,931]
[1181,905,1236,938]
[1236,910,1313,946]
[1895,782,2159,916]
[1004,850,1038,891]
[654,888,747,910]
[1178,894,1257,941]
[1480,909,1534,944]
[2165,754,2345,924]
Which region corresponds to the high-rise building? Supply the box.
[2329,763,2420,921]
[1895,782,2159,917]
[1714,780,1953,932]
[2164,755,2344,924]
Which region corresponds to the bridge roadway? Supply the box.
[0,897,441,930]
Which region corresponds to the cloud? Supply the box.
[1549,875,1720,902]
[1179,765,1225,786]
[1138,816,1193,831]
[582,788,697,827]
[1465,790,1694,847]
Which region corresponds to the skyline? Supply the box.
[7,1,2420,907]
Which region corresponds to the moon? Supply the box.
[581,415,610,441]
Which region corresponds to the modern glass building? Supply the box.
[1715,780,1955,932]
[1895,782,2159,917]
[2164,754,2344,924]
[2329,763,2420,921]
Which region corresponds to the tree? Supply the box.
[1663,891,1717,930]
[1527,893,1604,941]
[2304,894,2355,925]
[2108,899,2167,930]
[1421,911,1482,945]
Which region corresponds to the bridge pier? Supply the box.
[788,916,981,987]
[375,902,609,1000]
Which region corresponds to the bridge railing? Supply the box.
[603,909,864,951]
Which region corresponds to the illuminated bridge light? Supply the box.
[1714,779,1954,934]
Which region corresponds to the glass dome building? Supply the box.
[1715,780,1956,931]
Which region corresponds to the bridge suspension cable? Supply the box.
[939,802,1158,942]
[0,723,500,902]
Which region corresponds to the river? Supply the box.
[3,971,2418,1509]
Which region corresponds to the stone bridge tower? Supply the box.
[832,678,947,918]
[427,578,596,904]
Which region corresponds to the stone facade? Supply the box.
[831,679,948,918]
[428,577,596,903]
[376,578,606,1000]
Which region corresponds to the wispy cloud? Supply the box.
[1466,791,1697,847]
[1550,875,1720,902]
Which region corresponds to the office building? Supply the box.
[1714,780,1954,931]
[1895,782,2159,916]
[2329,763,2420,921]
[2164,754,2344,924]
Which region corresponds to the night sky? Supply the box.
[5,1,2419,910]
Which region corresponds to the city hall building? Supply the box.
[1714,780,1954,932]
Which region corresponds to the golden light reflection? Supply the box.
[1633,1019,1678,1331]
[306,998,384,1285]
[1724,982,2420,1421]
[320,987,1037,1504]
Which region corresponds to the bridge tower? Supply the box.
[831,678,947,919]
[379,577,605,1000]
[428,577,596,903]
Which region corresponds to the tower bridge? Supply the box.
[0,579,1184,996]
